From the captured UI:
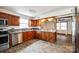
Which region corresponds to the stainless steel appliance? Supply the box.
[12,33,18,46]
[0,29,9,51]
[0,18,8,26]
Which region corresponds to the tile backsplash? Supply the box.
[40,21,56,30]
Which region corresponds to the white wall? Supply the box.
[67,21,72,34]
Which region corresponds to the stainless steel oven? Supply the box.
[0,30,9,51]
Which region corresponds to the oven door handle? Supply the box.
[0,34,8,37]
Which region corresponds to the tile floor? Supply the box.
[0,34,74,53]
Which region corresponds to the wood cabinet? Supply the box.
[41,32,49,41]
[29,20,39,26]
[22,32,28,42]
[49,32,56,43]
[39,31,56,43]
[22,29,56,43]
[22,31,34,42]
[35,31,56,43]
[35,31,42,39]
[8,16,19,26]
[0,12,20,26]
[0,12,9,19]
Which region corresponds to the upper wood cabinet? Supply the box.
[0,12,20,26]
[8,16,20,26]
[29,20,39,26]
[0,12,9,19]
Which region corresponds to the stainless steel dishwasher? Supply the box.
[12,33,18,46]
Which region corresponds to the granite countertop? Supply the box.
[36,30,56,32]
[8,28,56,34]
[9,30,56,34]
[9,29,33,34]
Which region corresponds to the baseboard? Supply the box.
[57,33,72,36]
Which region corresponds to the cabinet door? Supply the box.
[32,31,36,38]
[30,20,39,26]
[8,15,12,25]
[49,32,56,43]
[27,31,33,40]
[22,31,34,42]
[36,31,42,39]
[13,16,19,26]
[11,16,17,26]
[30,20,34,26]
[8,16,19,26]
[45,32,49,41]
[34,20,37,26]
[36,20,39,26]
[22,32,28,42]
[41,32,49,41]
[41,32,45,40]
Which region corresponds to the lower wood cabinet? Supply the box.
[22,31,34,42]
[49,32,57,43]
[35,31,57,43]
[39,31,56,43]
[22,31,56,43]
[35,31,42,39]
[22,32,28,42]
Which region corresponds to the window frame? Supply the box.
[20,18,29,28]
[57,22,67,30]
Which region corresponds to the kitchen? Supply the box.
[0,6,77,53]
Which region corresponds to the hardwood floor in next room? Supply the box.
[0,34,74,53]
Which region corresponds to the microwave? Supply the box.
[0,18,8,26]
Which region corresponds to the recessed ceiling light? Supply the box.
[29,9,36,13]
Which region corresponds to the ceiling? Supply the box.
[0,6,74,18]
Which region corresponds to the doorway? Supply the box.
[56,16,75,52]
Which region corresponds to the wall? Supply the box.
[67,21,72,34]
[40,21,56,31]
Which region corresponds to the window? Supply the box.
[57,22,67,30]
[61,22,67,30]
[57,23,61,30]
[20,18,28,28]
